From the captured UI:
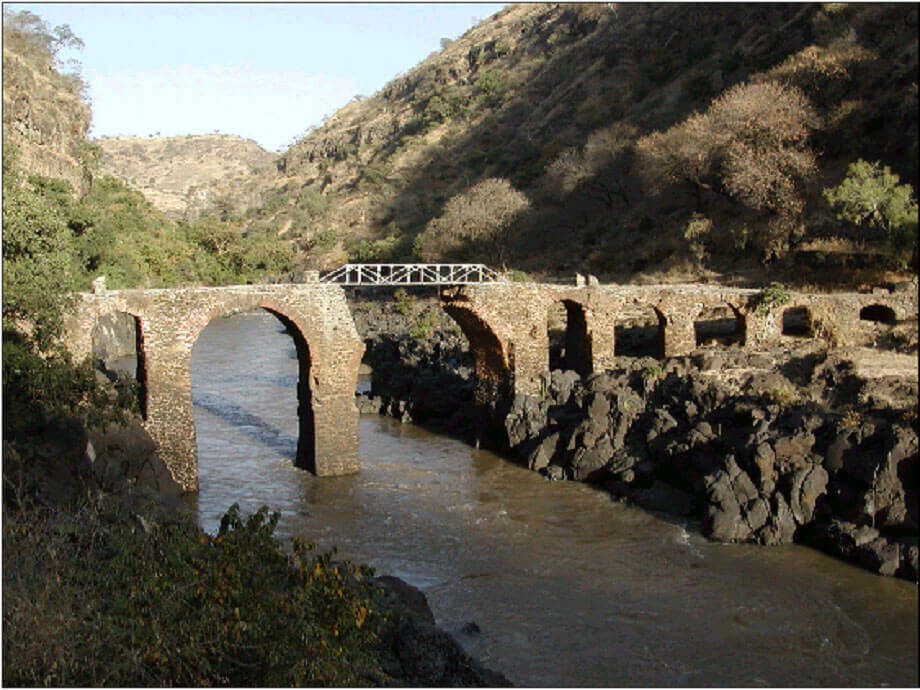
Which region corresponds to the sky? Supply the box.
[6,2,507,151]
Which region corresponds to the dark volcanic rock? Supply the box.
[373,575,511,687]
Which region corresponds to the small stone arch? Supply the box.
[859,303,897,324]
[615,303,666,358]
[547,299,592,375]
[91,310,148,419]
[441,303,512,404]
[781,305,813,337]
[694,302,746,348]
[189,301,317,473]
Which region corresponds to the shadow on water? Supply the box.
[193,391,298,458]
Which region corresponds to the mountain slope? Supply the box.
[2,10,94,194]
[96,134,278,219]
[248,2,916,284]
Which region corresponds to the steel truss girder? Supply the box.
[319,263,503,286]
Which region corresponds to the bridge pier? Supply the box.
[63,285,363,492]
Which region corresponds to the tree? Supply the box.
[415,178,530,264]
[2,9,84,71]
[543,123,637,205]
[2,150,75,347]
[636,80,819,258]
[824,159,918,267]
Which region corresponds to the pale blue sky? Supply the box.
[7,2,507,151]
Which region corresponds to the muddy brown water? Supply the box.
[185,310,918,687]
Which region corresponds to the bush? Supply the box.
[753,282,792,316]
[2,503,387,687]
[2,158,76,347]
[636,80,819,259]
[415,177,529,264]
[823,159,918,267]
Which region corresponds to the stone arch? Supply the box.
[441,303,512,404]
[781,305,813,337]
[546,299,592,376]
[859,303,897,324]
[91,310,149,419]
[615,303,666,358]
[188,300,318,473]
[693,302,746,348]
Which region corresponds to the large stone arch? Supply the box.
[61,285,363,491]
[546,298,593,376]
[187,298,320,475]
[441,302,513,404]
[90,309,149,419]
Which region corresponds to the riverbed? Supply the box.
[186,310,918,687]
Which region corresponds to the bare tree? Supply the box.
[635,80,819,257]
[416,177,530,264]
[543,123,637,205]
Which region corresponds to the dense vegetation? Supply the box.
[3,502,387,686]
[2,9,293,437]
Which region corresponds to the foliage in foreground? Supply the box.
[2,502,387,687]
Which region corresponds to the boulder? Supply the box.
[528,433,560,472]
[788,464,829,526]
[856,537,901,577]
[372,576,511,686]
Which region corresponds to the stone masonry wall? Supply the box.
[442,283,917,399]
[62,283,363,492]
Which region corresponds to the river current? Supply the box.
[185,310,918,687]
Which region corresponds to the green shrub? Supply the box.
[823,159,919,267]
[2,503,386,686]
[393,288,412,316]
[313,227,339,251]
[409,312,436,339]
[476,69,505,107]
[753,282,792,316]
[763,381,802,409]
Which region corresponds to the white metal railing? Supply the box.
[319,263,505,286]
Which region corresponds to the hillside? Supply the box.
[240,2,916,285]
[96,134,278,219]
[2,10,94,194]
[9,3,916,287]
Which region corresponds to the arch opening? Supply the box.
[694,304,745,348]
[189,307,316,486]
[859,304,897,325]
[547,300,592,376]
[91,311,147,419]
[615,304,665,358]
[442,303,511,404]
[782,306,813,337]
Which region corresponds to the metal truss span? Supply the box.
[319,263,505,286]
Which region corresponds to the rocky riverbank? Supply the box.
[348,293,919,582]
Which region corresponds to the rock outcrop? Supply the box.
[501,346,918,581]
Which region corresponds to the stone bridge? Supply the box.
[63,283,363,492]
[63,279,916,492]
[441,282,917,403]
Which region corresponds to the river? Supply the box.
[185,310,918,687]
